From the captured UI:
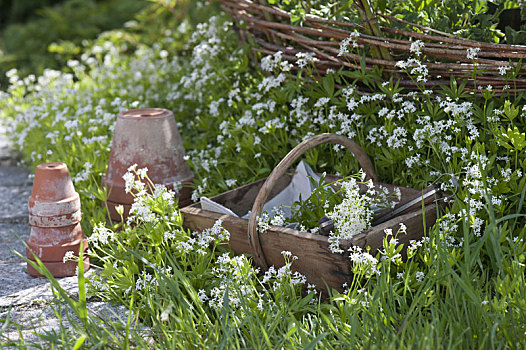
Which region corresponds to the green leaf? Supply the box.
[377,0,387,12]
[305,332,328,350]
[72,334,87,350]
[503,100,519,122]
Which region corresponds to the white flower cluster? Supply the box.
[207,253,254,310]
[295,52,318,68]
[261,51,292,72]
[396,57,429,83]
[73,162,93,184]
[122,166,178,224]
[498,64,511,76]
[466,47,481,60]
[261,251,307,290]
[62,250,76,263]
[338,31,360,56]
[134,271,158,292]
[409,40,425,56]
[348,246,379,276]
[88,223,117,246]
[328,178,375,253]
[257,212,272,233]
[175,219,230,256]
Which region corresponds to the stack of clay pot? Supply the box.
[26,162,89,277]
[102,108,194,222]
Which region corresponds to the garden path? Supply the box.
[0,124,136,346]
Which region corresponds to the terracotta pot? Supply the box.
[26,162,89,277]
[101,108,194,221]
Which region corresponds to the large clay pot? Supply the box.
[101,108,194,221]
[26,162,89,277]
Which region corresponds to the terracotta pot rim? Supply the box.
[118,108,172,120]
[36,162,67,171]
[29,196,80,215]
[29,210,81,227]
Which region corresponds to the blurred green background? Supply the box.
[0,0,148,89]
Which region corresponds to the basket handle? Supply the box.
[247,133,377,269]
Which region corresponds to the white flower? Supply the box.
[466,47,480,60]
[338,31,360,56]
[122,172,135,193]
[497,64,511,76]
[257,212,271,233]
[137,167,148,179]
[225,179,237,187]
[281,250,292,258]
[295,52,318,68]
[88,223,116,245]
[198,289,209,303]
[6,68,18,78]
[415,271,425,282]
[328,178,374,251]
[314,97,330,108]
[63,250,75,263]
[348,246,379,275]
[410,40,424,56]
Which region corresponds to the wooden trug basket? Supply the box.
[219,0,526,94]
[181,134,443,291]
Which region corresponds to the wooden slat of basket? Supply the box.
[183,203,441,291]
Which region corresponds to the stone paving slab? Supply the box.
[0,166,31,187]
[1,300,143,346]
[0,186,31,224]
[0,124,14,163]
[0,263,82,305]
[0,223,29,264]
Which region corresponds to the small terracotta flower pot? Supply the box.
[26,162,89,277]
[101,108,194,221]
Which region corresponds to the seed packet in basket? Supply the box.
[181,134,445,291]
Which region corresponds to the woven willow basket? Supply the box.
[219,0,526,94]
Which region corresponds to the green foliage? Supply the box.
[0,0,66,28]
[0,0,149,89]
[263,0,526,44]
